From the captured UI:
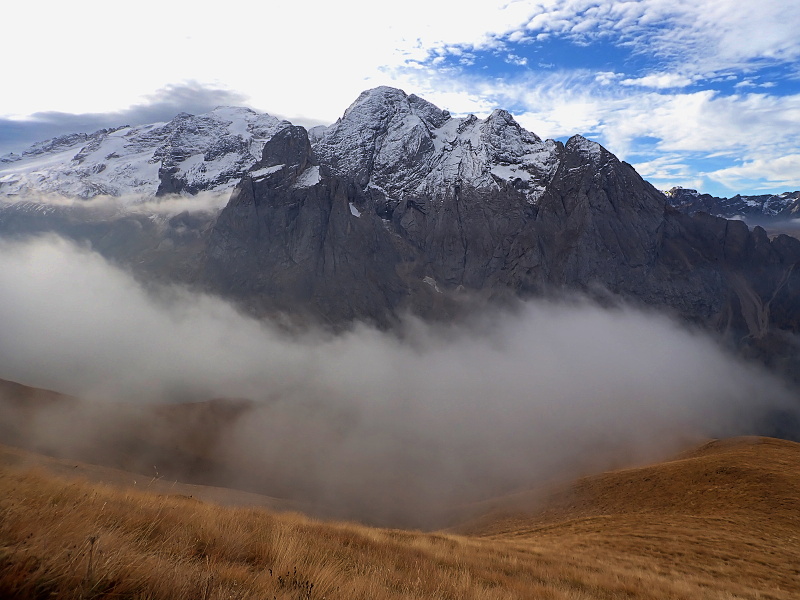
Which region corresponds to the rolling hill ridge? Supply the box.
[1,435,798,599]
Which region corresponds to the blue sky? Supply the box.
[2,0,799,197]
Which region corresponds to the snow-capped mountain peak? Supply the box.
[0,107,289,199]
[313,86,560,206]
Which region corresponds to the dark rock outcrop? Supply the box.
[204,126,413,325]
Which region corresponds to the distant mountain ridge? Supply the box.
[0,107,288,198]
[665,187,800,220]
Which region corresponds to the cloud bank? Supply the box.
[0,235,795,527]
[0,189,231,216]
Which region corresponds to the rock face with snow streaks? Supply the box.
[314,86,559,209]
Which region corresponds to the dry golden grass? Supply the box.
[0,442,301,513]
[1,437,799,599]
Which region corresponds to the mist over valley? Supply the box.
[0,232,797,527]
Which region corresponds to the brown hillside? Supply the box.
[0,443,300,513]
[0,378,79,448]
[0,378,253,488]
[461,436,800,536]
[0,378,75,404]
[1,437,799,599]
[457,436,800,599]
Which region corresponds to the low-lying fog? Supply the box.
[0,233,797,527]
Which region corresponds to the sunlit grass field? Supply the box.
[1,436,798,599]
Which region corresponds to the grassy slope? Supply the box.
[1,436,799,599]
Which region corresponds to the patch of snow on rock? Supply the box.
[250,164,285,179]
[422,276,442,293]
[292,165,321,189]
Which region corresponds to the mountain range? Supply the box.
[1,86,799,378]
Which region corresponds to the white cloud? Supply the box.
[513,100,603,140]
[401,64,798,157]
[594,90,800,193]
[735,79,779,89]
[0,0,537,122]
[7,1,796,123]
[0,190,231,216]
[516,0,800,78]
[595,71,621,85]
[603,92,800,155]
[620,74,694,89]
[631,155,700,185]
[708,154,800,191]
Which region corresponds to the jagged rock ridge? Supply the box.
[666,187,800,220]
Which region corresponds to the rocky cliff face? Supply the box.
[203,87,800,354]
[205,126,410,325]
